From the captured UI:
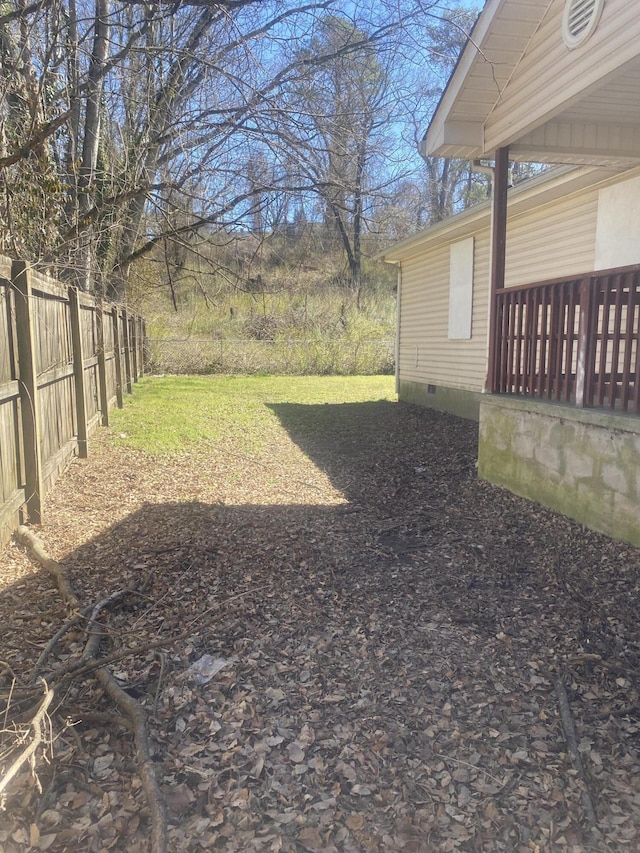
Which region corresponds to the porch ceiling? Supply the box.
[422,0,640,167]
[509,56,640,166]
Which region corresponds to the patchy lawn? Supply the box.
[1,375,640,852]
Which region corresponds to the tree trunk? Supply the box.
[76,0,110,292]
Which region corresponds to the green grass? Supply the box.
[109,375,396,455]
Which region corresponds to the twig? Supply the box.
[72,711,134,732]
[435,752,505,787]
[567,653,640,681]
[30,609,92,684]
[0,682,54,804]
[153,653,166,717]
[95,668,167,853]
[53,585,269,685]
[81,588,137,663]
[12,527,168,850]
[555,676,598,830]
[2,679,16,731]
[0,661,24,687]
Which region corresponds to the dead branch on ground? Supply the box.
[4,526,169,853]
[555,675,599,832]
[15,525,79,609]
[0,681,54,806]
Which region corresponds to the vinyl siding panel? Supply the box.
[396,172,629,396]
[485,0,640,153]
[504,190,598,287]
[398,235,490,393]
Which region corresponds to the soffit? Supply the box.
[423,0,640,165]
[422,0,552,158]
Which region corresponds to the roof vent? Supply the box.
[562,0,605,49]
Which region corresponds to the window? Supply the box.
[448,238,474,340]
[562,0,605,49]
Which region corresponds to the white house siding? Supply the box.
[485,0,640,156]
[504,189,598,287]
[398,234,490,395]
[395,168,640,411]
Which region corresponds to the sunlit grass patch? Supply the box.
[108,375,396,455]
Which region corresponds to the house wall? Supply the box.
[485,0,640,155]
[479,396,640,548]
[397,231,490,419]
[504,190,598,286]
[396,168,640,419]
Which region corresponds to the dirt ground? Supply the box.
[1,398,640,852]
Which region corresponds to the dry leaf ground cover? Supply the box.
[1,374,640,852]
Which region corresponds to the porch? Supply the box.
[490,263,640,413]
[480,262,640,547]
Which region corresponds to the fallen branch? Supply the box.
[30,609,92,684]
[81,588,139,663]
[95,667,167,853]
[15,526,79,609]
[10,527,169,849]
[0,682,54,806]
[555,676,598,831]
[567,653,640,682]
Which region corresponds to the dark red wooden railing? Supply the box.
[491,264,640,412]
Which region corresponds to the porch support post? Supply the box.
[487,146,509,393]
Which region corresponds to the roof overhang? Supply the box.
[423,0,640,166]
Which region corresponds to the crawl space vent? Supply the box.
[562,0,605,49]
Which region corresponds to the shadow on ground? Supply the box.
[2,400,640,851]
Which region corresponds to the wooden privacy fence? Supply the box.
[0,256,145,546]
[492,264,640,412]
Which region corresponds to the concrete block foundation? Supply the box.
[479,396,640,548]
[398,379,482,421]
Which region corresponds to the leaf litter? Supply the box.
[1,396,640,851]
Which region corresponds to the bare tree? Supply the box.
[0,0,483,300]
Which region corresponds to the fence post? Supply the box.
[95,301,110,426]
[130,312,139,381]
[137,316,145,377]
[12,260,43,523]
[111,306,123,408]
[122,307,133,393]
[68,287,89,458]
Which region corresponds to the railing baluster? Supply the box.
[609,274,625,409]
[564,282,578,403]
[529,288,540,396]
[507,298,517,394]
[596,277,611,407]
[514,292,524,394]
[620,272,635,411]
[522,291,530,394]
[576,275,595,408]
[557,283,567,401]
[537,287,549,399]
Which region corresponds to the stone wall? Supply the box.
[478,396,640,547]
